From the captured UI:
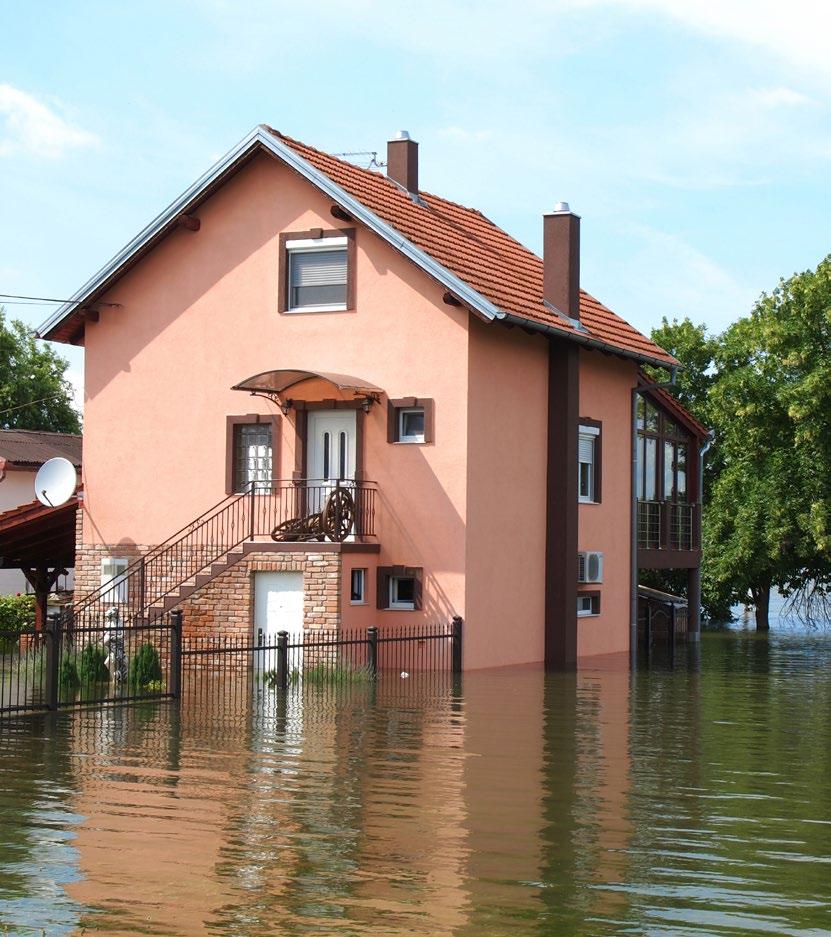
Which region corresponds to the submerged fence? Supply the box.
[0,613,462,718]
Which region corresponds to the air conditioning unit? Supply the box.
[578,551,604,584]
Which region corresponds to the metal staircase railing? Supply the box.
[67,479,377,629]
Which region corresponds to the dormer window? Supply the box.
[279,228,355,313]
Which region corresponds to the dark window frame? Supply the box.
[278,227,356,314]
[376,565,423,611]
[635,401,692,503]
[578,417,602,504]
[577,590,601,617]
[225,414,281,495]
[387,398,435,444]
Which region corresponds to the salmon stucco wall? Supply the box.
[80,152,469,633]
[577,350,638,658]
[464,318,549,669]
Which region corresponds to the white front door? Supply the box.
[254,571,304,676]
[307,410,357,484]
[306,410,357,520]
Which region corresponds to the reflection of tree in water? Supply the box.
[0,713,81,935]
[206,678,464,936]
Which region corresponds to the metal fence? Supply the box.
[0,613,462,718]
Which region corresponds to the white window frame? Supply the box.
[100,557,129,604]
[578,424,600,503]
[577,594,599,617]
[398,407,425,444]
[389,575,416,611]
[350,568,367,605]
[285,236,348,314]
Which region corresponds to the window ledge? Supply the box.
[284,304,350,315]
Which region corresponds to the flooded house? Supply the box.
[37,127,707,670]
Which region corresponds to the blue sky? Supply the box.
[2,0,829,404]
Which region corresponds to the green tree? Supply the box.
[705,258,831,629]
[0,307,80,432]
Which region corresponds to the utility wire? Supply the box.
[0,394,65,417]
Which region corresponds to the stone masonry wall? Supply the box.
[74,503,341,640]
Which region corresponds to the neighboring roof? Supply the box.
[637,371,710,438]
[638,585,687,608]
[0,429,82,469]
[38,125,677,368]
[232,370,383,397]
[0,496,78,569]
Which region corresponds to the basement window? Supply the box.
[389,575,416,610]
[577,593,601,617]
[377,566,423,611]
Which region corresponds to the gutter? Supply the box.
[629,371,679,670]
[502,312,678,372]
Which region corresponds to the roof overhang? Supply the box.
[232,369,383,399]
[38,126,504,344]
[0,497,78,570]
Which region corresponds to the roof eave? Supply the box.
[38,126,503,342]
[502,313,679,371]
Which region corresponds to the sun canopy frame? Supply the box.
[232,369,383,406]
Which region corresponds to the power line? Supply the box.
[0,293,120,307]
[0,394,66,417]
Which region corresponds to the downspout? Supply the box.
[630,368,678,669]
[688,430,714,640]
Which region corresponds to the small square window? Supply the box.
[577,593,600,617]
[350,568,367,604]
[101,557,129,604]
[285,236,348,312]
[398,408,425,443]
[389,575,416,610]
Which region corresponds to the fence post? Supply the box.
[45,611,60,711]
[367,627,378,678]
[669,603,677,667]
[276,630,289,690]
[170,609,183,699]
[451,616,463,675]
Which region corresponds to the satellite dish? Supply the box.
[35,457,77,508]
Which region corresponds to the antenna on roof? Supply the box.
[332,151,386,170]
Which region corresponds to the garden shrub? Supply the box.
[59,657,80,691]
[79,644,109,684]
[129,643,163,689]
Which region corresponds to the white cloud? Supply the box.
[578,0,831,86]
[0,84,98,158]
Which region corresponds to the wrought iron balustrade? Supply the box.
[69,478,377,633]
[637,500,697,551]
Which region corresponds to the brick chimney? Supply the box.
[387,130,419,194]
[543,202,580,321]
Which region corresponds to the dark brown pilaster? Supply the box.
[545,339,579,669]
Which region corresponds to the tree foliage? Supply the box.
[0,307,80,433]
[653,257,831,628]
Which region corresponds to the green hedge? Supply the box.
[0,594,36,634]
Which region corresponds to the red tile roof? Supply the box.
[269,128,677,367]
[0,496,78,568]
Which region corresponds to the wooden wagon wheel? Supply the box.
[322,487,355,542]
[271,513,323,542]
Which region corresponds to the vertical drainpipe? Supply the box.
[630,369,678,670]
[688,432,713,641]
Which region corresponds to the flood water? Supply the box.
[1,628,831,936]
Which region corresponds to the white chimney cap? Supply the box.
[393,130,411,140]
[553,201,571,213]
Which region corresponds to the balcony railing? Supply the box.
[637,500,698,551]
